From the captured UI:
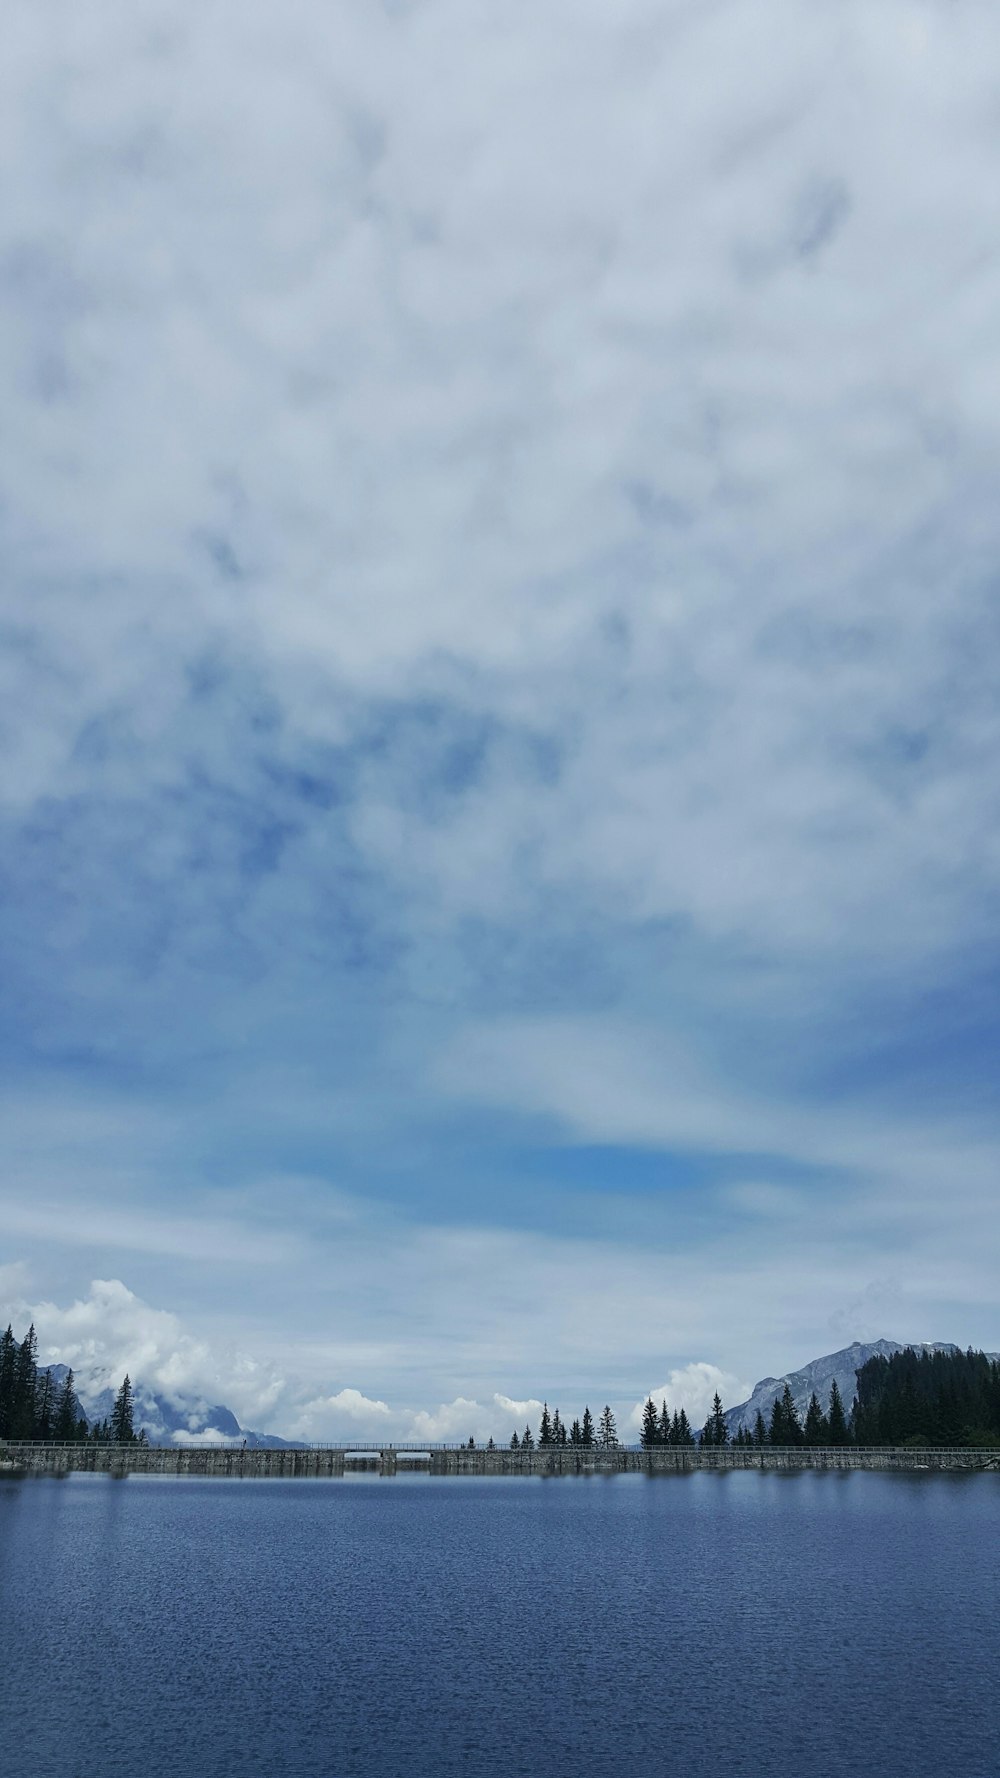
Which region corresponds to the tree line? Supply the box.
[0,1323,144,1445]
[495,1385,850,1453]
[620,1349,1000,1452]
[507,1403,629,1450]
[7,1319,998,1452]
[852,1348,1000,1448]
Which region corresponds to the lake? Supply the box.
[2,1469,998,1777]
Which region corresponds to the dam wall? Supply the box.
[3,1441,998,1478]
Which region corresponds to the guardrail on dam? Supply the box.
[3,1442,999,1477]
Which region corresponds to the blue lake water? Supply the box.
[2,1469,998,1777]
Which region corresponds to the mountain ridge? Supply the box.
[722,1337,1000,1436]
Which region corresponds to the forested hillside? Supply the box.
[853,1348,1000,1447]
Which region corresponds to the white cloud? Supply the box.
[3,0,999,984]
[287,1387,392,1441]
[171,1427,238,1448]
[493,1393,544,1423]
[627,1364,753,1434]
[405,1399,486,1445]
[2,1,1000,1399]
[1,1277,286,1430]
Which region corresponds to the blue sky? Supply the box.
[2,0,999,1440]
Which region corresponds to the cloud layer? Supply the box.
[0,1275,750,1442]
[2,1,999,1398]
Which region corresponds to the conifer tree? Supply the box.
[704,1391,727,1446]
[753,1409,767,1448]
[110,1375,135,1444]
[670,1408,682,1446]
[510,1429,520,1450]
[599,1405,618,1448]
[804,1391,827,1446]
[677,1408,694,1447]
[0,1325,16,1437]
[538,1403,552,1447]
[581,1406,595,1449]
[570,1418,582,1446]
[53,1370,81,1442]
[640,1397,659,1448]
[658,1400,670,1445]
[769,1382,803,1446]
[522,1424,534,1450]
[551,1407,563,1446]
[12,1325,39,1437]
[34,1368,54,1440]
[827,1379,849,1445]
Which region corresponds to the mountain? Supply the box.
[45,1364,293,1448]
[723,1339,980,1436]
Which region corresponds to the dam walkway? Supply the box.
[3,1441,999,1478]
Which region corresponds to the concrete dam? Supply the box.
[4,1442,999,1478]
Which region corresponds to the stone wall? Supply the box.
[3,1442,998,1478]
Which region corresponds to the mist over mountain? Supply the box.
[45,1365,292,1449]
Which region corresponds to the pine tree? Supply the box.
[522,1424,534,1451]
[677,1408,694,1447]
[0,1325,17,1437]
[34,1368,54,1440]
[770,1382,803,1446]
[54,1370,80,1442]
[570,1418,582,1446]
[538,1403,552,1447]
[804,1391,827,1446]
[827,1379,849,1445]
[510,1429,520,1450]
[701,1386,722,1443]
[12,1325,39,1437]
[581,1407,595,1449]
[599,1405,618,1449]
[110,1375,135,1444]
[551,1408,564,1446]
[783,1383,803,1445]
[658,1400,671,1445]
[640,1397,659,1449]
[753,1409,767,1448]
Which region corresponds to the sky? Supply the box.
[2,0,999,1443]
